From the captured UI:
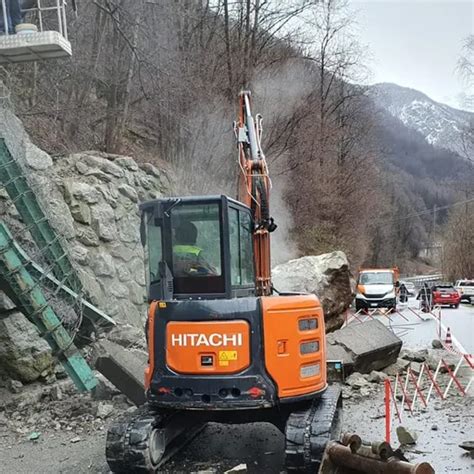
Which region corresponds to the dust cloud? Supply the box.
[250,59,315,265]
[270,175,299,265]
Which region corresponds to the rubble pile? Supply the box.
[342,371,386,400]
[341,343,463,400]
[0,376,134,439]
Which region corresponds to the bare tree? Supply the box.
[300,0,368,166]
[458,35,474,162]
[442,201,474,280]
[278,0,384,266]
[458,35,474,87]
[220,0,311,95]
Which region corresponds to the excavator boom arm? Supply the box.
[235,91,275,296]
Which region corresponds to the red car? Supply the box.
[431,284,461,308]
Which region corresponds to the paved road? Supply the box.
[392,298,474,354]
[437,302,474,354]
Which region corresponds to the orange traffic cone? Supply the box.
[445,327,452,347]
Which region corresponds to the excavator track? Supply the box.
[106,406,205,473]
[285,385,342,473]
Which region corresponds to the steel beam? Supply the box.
[0,221,96,391]
[11,237,115,331]
[0,138,82,292]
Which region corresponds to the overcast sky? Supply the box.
[350,0,473,110]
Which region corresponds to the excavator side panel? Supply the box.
[261,294,327,399]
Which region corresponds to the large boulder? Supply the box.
[272,251,354,331]
[0,308,54,383]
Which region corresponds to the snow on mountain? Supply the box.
[369,83,473,155]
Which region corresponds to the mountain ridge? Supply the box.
[369,82,473,155]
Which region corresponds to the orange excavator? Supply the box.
[105,91,341,472]
[104,93,434,473]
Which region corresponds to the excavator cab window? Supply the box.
[229,208,254,286]
[144,219,162,287]
[170,202,224,294]
[140,195,256,301]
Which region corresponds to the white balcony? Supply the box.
[0,30,71,63]
[0,0,72,64]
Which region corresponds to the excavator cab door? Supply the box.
[140,195,256,301]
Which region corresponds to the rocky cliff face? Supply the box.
[0,111,171,383]
[0,109,171,329]
[50,151,169,326]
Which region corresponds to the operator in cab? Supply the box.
[172,222,216,277]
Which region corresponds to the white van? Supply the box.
[355,268,398,312]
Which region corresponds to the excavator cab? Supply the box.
[140,196,255,301]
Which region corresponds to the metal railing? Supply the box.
[1,0,68,38]
[402,273,444,288]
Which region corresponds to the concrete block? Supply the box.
[326,320,402,374]
[327,344,354,368]
[95,340,147,406]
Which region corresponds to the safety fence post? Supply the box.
[442,358,466,397]
[438,307,442,339]
[385,379,391,444]
[384,352,473,441]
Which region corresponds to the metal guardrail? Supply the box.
[402,274,444,287]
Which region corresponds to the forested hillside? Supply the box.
[5,0,473,273]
